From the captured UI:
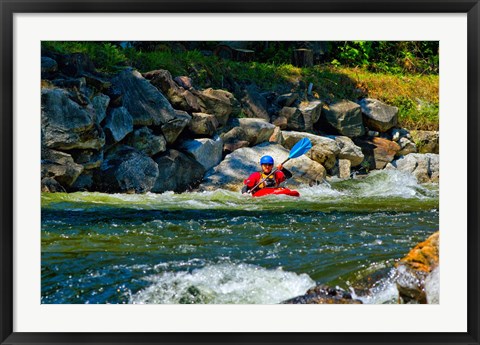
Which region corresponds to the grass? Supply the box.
[42,41,439,131]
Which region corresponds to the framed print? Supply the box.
[1,1,479,344]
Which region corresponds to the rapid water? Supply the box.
[41,170,439,304]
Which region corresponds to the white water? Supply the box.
[129,263,316,304]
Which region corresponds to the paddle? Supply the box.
[248,137,313,193]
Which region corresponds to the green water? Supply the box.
[41,170,439,304]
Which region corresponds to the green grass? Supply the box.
[42,41,439,131]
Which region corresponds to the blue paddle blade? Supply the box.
[288,137,312,159]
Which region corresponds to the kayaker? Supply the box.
[241,155,292,194]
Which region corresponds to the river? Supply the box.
[41,170,439,304]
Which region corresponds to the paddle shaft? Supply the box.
[249,157,290,193]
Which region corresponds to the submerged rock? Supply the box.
[282,285,362,304]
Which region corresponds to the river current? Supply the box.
[41,170,439,304]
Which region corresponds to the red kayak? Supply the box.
[252,187,300,198]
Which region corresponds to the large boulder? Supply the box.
[162,110,192,145]
[386,153,439,183]
[126,127,167,156]
[358,98,398,133]
[234,118,276,146]
[41,149,84,189]
[282,131,340,170]
[179,136,223,171]
[200,143,326,191]
[220,127,250,153]
[330,136,364,167]
[395,231,439,304]
[279,107,305,131]
[322,100,365,137]
[188,112,219,137]
[241,85,270,121]
[91,94,110,124]
[69,149,103,170]
[354,137,401,170]
[112,68,176,126]
[41,88,105,150]
[152,150,205,193]
[96,146,159,193]
[410,130,439,154]
[144,69,201,113]
[193,88,237,126]
[103,107,134,143]
[299,100,323,132]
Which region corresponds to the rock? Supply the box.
[354,137,401,170]
[338,159,351,179]
[358,98,398,133]
[241,85,270,121]
[41,88,105,150]
[127,127,167,156]
[70,171,94,191]
[41,177,66,193]
[41,149,84,188]
[282,131,340,170]
[391,128,412,142]
[179,136,223,171]
[275,93,299,108]
[395,231,439,303]
[41,56,58,78]
[234,118,276,146]
[162,110,192,145]
[112,68,176,126]
[272,116,288,129]
[69,149,103,170]
[92,94,110,124]
[279,107,305,131]
[188,112,219,137]
[200,143,326,191]
[103,107,134,143]
[194,88,237,126]
[96,146,159,193]
[144,69,201,113]
[174,76,193,90]
[299,100,323,132]
[396,137,417,157]
[56,53,97,78]
[389,153,439,183]
[410,130,439,154]
[331,136,364,167]
[322,100,365,137]
[269,126,283,145]
[282,285,362,304]
[152,150,205,193]
[105,84,123,108]
[220,127,249,153]
[425,266,440,304]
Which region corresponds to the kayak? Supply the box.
[252,187,300,198]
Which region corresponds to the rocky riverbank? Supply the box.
[41,51,439,193]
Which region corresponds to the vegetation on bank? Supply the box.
[42,41,439,130]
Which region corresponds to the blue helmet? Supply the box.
[260,155,274,165]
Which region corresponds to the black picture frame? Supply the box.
[1,1,479,344]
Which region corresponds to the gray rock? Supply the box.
[127,127,167,156]
[235,118,276,146]
[279,107,305,131]
[396,137,417,157]
[194,88,237,126]
[358,98,398,133]
[179,136,223,171]
[92,94,110,124]
[104,107,134,143]
[41,88,105,150]
[299,100,323,132]
[200,143,326,191]
[323,100,365,137]
[354,137,401,170]
[275,93,299,108]
[389,153,439,183]
[96,146,159,193]
[162,110,192,145]
[188,112,219,137]
[41,177,66,193]
[152,150,205,193]
[220,127,250,153]
[338,159,351,179]
[410,130,439,154]
[69,149,104,170]
[41,56,58,78]
[70,171,94,191]
[112,68,176,126]
[331,136,364,167]
[241,85,270,121]
[41,149,84,188]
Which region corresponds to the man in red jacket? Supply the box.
[241,155,292,194]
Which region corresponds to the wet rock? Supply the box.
[241,84,270,121]
[41,88,105,150]
[103,106,134,143]
[387,153,439,183]
[283,131,340,170]
[234,118,276,146]
[299,100,323,132]
[395,231,439,304]
[279,107,305,131]
[282,285,362,304]
[91,94,110,124]
[162,110,192,145]
[410,130,439,154]
[96,146,159,193]
[179,136,223,171]
[194,88,237,126]
[322,100,365,137]
[41,149,84,188]
[127,127,167,156]
[188,112,219,137]
[112,68,176,126]
[354,137,400,170]
[331,136,364,167]
[358,98,398,133]
[200,143,326,191]
[152,149,205,193]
